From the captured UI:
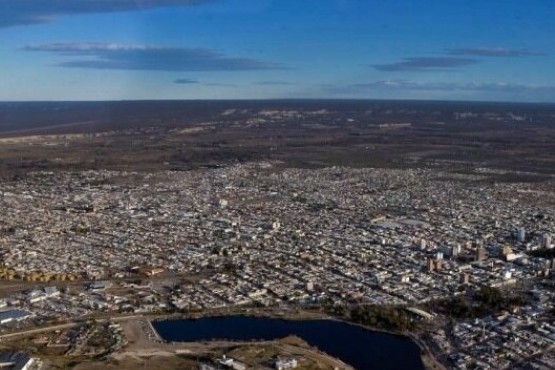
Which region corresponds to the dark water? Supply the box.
[153,316,426,370]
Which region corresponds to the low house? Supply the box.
[275,358,298,370]
[0,310,33,325]
[219,355,247,370]
[88,281,111,292]
[0,352,34,370]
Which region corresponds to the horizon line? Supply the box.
[1,97,555,105]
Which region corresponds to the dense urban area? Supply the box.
[0,161,553,369]
[0,102,554,370]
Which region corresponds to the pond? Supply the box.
[153,316,426,370]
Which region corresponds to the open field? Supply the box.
[0,100,554,178]
[0,313,358,370]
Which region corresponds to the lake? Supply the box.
[153,316,426,370]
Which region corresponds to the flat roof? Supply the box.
[0,309,33,322]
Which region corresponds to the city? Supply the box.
[1,0,555,368]
[0,161,553,369]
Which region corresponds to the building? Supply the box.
[88,281,111,292]
[435,259,443,271]
[371,215,386,224]
[0,310,33,325]
[475,247,488,262]
[501,245,513,257]
[0,352,34,370]
[542,233,552,249]
[28,286,60,303]
[460,272,470,285]
[142,268,164,277]
[441,245,461,258]
[219,356,247,370]
[427,258,435,273]
[517,227,526,242]
[427,258,443,272]
[275,358,298,370]
[405,307,434,321]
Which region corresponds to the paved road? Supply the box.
[0,322,78,340]
[0,314,144,340]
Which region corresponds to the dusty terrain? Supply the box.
[0,100,554,178]
[115,318,354,369]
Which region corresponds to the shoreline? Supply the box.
[148,310,443,370]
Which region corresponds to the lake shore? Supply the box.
[148,308,446,370]
[151,313,429,370]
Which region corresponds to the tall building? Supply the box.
[517,227,526,242]
[542,233,552,249]
[427,255,444,272]
[501,245,513,259]
[427,258,435,272]
[435,259,443,271]
[475,246,487,262]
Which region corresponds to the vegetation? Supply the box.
[348,305,417,332]
[428,286,530,319]
[529,248,555,259]
[2,101,555,178]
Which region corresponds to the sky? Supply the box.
[0,0,554,102]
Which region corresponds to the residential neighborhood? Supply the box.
[0,163,553,368]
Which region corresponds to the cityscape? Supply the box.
[0,152,553,369]
[2,0,555,369]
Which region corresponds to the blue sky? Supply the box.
[0,0,554,102]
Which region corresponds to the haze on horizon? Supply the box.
[0,0,554,102]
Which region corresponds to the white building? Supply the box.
[275,358,298,370]
[0,310,33,325]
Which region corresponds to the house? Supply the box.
[218,355,247,370]
[275,358,298,370]
[0,310,33,325]
[0,352,34,370]
[88,281,111,292]
[28,287,60,303]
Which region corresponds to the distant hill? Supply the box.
[0,99,553,136]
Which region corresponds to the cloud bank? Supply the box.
[25,42,283,71]
[254,81,295,86]
[0,0,211,28]
[446,47,546,57]
[174,78,199,84]
[372,57,479,72]
[372,46,546,73]
[327,80,555,95]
